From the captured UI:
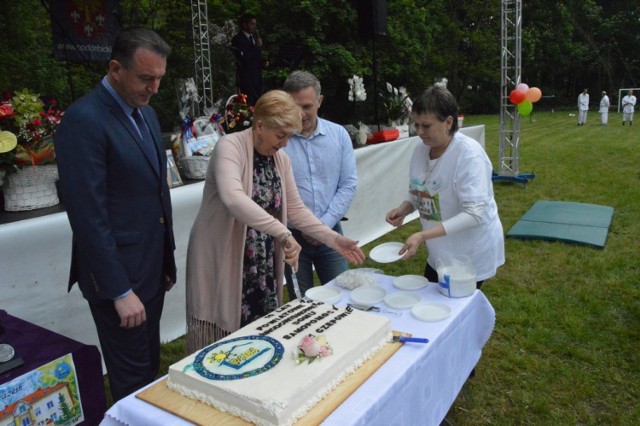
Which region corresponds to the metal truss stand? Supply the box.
[191,0,213,115]
[495,0,535,185]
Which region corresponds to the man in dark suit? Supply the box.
[54,28,177,403]
[231,13,265,105]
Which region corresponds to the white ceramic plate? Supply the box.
[384,291,421,309]
[369,242,404,263]
[350,285,387,307]
[411,302,452,322]
[393,274,429,291]
[305,286,341,304]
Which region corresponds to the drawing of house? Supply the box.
[0,383,77,426]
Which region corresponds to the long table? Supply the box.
[101,274,495,426]
[0,126,486,368]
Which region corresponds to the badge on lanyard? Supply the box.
[425,179,442,196]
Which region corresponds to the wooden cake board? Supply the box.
[136,331,409,425]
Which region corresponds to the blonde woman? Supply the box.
[185,90,365,352]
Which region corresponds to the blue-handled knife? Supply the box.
[393,336,429,344]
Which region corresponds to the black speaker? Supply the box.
[357,0,387,39]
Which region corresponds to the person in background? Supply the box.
[54,28,177,402]
[231,13,265,105]
[621,89,636,126]
[577,88,589,126]
[385,86,504,289]
[282,70,357,298]
[185,90,365,353]
[599,91,610,126]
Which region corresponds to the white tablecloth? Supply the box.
[101,274,495,426]
[0,126,486,371]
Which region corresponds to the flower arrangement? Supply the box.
[348,75,367,103]
[294,334,333,364]
[208,20,238,100]
[209,93,254,134]
[348,75,367,126]
[177,77,199,120]
[347,75,370,145]
[0,89,63,176]
[380,82,413,126]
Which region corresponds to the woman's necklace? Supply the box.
[429,143,447,159]
[425,156,439,177]
[429,135,453,160]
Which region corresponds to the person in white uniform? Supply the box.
[622,90,636,126]
[385,86,504,288]
[599,91,610,126]
[577,88,589,126]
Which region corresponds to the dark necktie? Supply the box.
[132,108,159,173]
[249,34,255,45]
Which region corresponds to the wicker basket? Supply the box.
[179,156,210,180]
[3,164,59,211]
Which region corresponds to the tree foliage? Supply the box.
[1,0,638,130]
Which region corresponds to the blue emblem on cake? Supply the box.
[193,335,284,380]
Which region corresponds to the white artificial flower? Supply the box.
[435,78,448,89]
[404,96,413,110]
[184,78,198,101]
[348,75,367,102]
[210,20,237,45]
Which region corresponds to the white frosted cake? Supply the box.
[167,298,392,426]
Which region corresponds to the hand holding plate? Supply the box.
[401,232,426,259]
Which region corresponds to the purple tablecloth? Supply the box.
[0,309,105,425]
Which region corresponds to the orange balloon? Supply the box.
[526,87,542,103]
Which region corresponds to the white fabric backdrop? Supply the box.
[0,126,484,367]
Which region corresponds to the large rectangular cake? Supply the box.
[167,298,391,426]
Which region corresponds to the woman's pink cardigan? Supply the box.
[186,129,340,333]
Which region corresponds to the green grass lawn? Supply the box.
[150,111,639,424]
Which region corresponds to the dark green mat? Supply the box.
[507,200,614,248]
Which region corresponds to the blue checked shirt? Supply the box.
[284,118,357,229]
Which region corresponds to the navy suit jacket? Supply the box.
[231,31,263,104]
[54,82,176,304]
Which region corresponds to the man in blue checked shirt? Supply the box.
[283,70,358,297]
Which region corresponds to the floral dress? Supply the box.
[240,150,282,326]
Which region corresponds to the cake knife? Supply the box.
[290,269,303,300]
